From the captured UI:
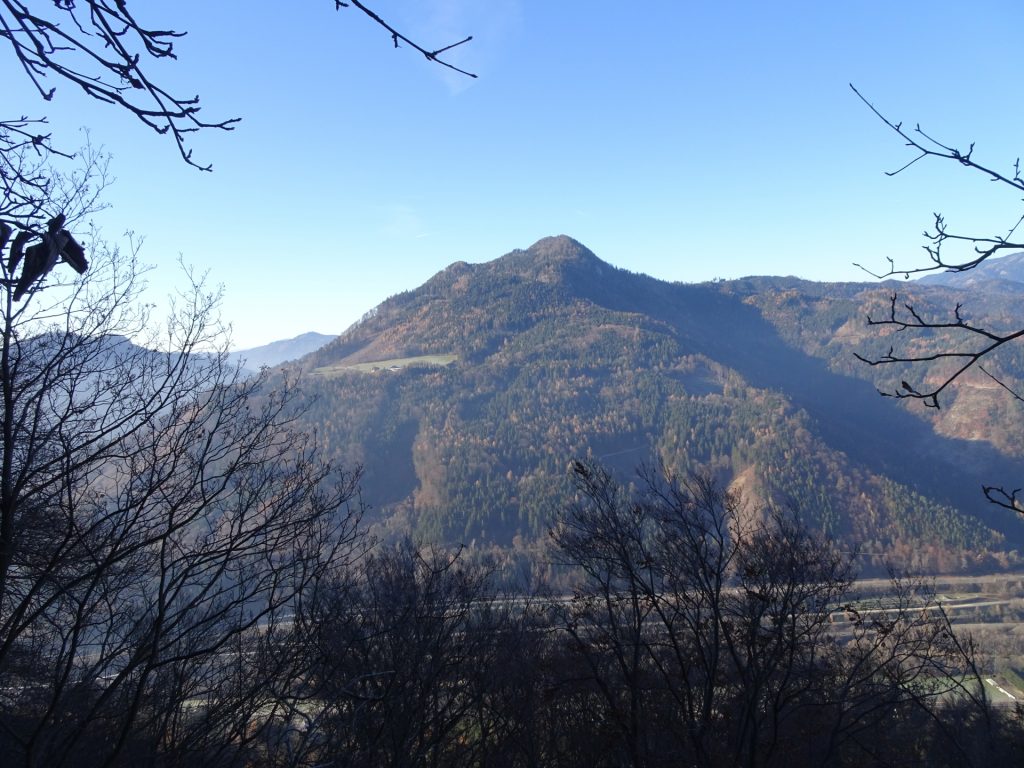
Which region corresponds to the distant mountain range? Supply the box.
[228,332,335,373]
[918,250,1024,289]
[277,236,1024,574]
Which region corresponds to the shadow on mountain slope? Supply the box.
[579,266,1024,543]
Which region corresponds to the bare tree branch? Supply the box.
[978,364,1024,403]
[982,485,1024,513]
[341,1,477,79]
[853,293,1024,409]
[851,84,1024,279]
[854,87,1024,511]
[0,2,476,170]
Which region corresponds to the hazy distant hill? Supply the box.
[918,251,1024,290]
[228,332,335,373]
[295,236,1024,573]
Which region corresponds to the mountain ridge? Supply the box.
[917,250,1024,289]
[229,331,335,372]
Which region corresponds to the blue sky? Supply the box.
[5,1,1024,348]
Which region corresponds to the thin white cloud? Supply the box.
[379,204,429,240]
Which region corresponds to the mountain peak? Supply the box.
[525,235,598,262]
[495,235,611,285]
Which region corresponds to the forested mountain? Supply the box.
[296,236,1024,573]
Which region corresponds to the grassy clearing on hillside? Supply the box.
[313,354,457,377]
[1001,667,1024,693]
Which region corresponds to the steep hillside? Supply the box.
[298,236,1024,573]
[733,278,1024,460]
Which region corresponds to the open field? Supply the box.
[984,676,1021,705]
[312,354,457,377]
